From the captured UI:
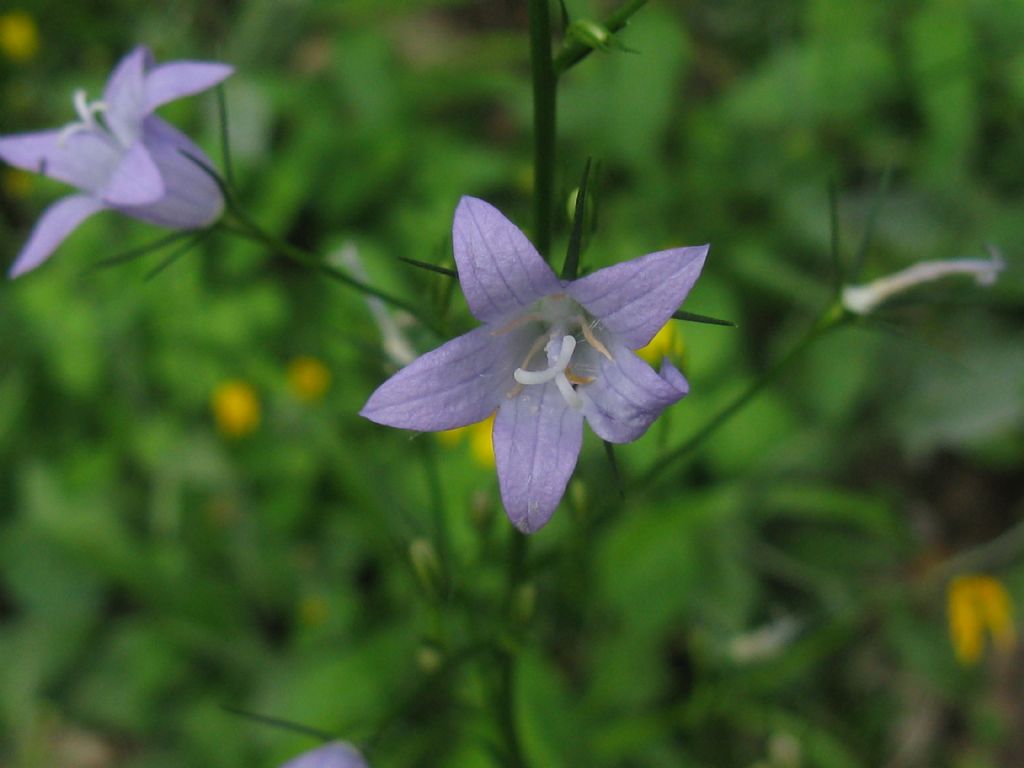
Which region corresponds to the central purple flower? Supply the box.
[361,197,708,533]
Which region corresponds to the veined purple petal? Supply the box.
[579,345,689,443]
[494,383,584,533]
[361,325,525,432]
[100,140,164,205]
[144,61,234,113]
[103,46,151,146]
[279,742,369,768]
[568,245,709,349]
[8,194,106,278]
[0,129,121,193]
[115,117,223,229]
[452,196,561,324]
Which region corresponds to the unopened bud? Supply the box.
[841,249,1005,316]
[512,583,537,625]
[568,19,613,51]
[470,489,495,530]
[416,643,443,674]
[409,538,442,598]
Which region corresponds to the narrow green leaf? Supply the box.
[399,256,456,278]
[89,231,192,271]
[216,83,234,189]
[221,706,335,741]
[851,166,892,280]
[602,440,625,501]
[671,310,736,327]
[561,157,592,280]
[144,233,206,281]
[827,180,842,290]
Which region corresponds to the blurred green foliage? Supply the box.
[1,1,1022,766]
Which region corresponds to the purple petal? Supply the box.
[144,61,233,112]
[452,197,561,323]
[114,117,223,229]
[279,742,369,768]
[361,325,524,432]
[494,383,584,533]
[579,345,689,443]
[568,245,708,349]
[103,47,152,145]
[8,194,106,278]
[0,129,121,193]
[100,141,164,205]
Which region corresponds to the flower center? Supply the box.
[58,89,111,146]
[514,334,583,409]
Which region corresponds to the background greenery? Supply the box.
[1,1,1022,766]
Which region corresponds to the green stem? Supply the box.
[634,303,846,488]
[529,0,557,260]
[420,440,452,579]
[497,649,527,768]
[219,217,445,336]
[497,532,530,768]
[553,0,650,75]
[926,512,1024,586]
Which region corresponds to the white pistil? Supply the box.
[514,335,576,385]
[512,334,584,410]
[58,89,109,146]
[577,314,612,361]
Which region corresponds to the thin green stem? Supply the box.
[419,440,452,579]
[635,303,846,488]
[529,0,557,260]
[553,0,649,75]
[220,217,445,336]
[216,83,234,189]
[497,532,530,768]
[925,510,1024,587]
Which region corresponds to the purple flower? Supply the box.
[361,197,708,533]
[0,46,232,277]
[279,742,369,768]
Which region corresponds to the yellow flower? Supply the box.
[437,414,495,468]
[947,574,1016,666]
[0,12,39,63]
[636,321,685,366]
[211,380,261,438]
[287,356,331,402]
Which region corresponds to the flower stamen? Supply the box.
[577,315,613,361]
[492,312,540,336]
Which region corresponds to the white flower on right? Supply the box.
[841,250,1005,315]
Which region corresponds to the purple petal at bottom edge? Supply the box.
[579,346,689,444]
[9,194,106,278]
[494,382,584,533]
[278,742,369,768]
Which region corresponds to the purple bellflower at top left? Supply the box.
[362,197,708,534]
[279,742,369,768]
[0,46,232,277]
